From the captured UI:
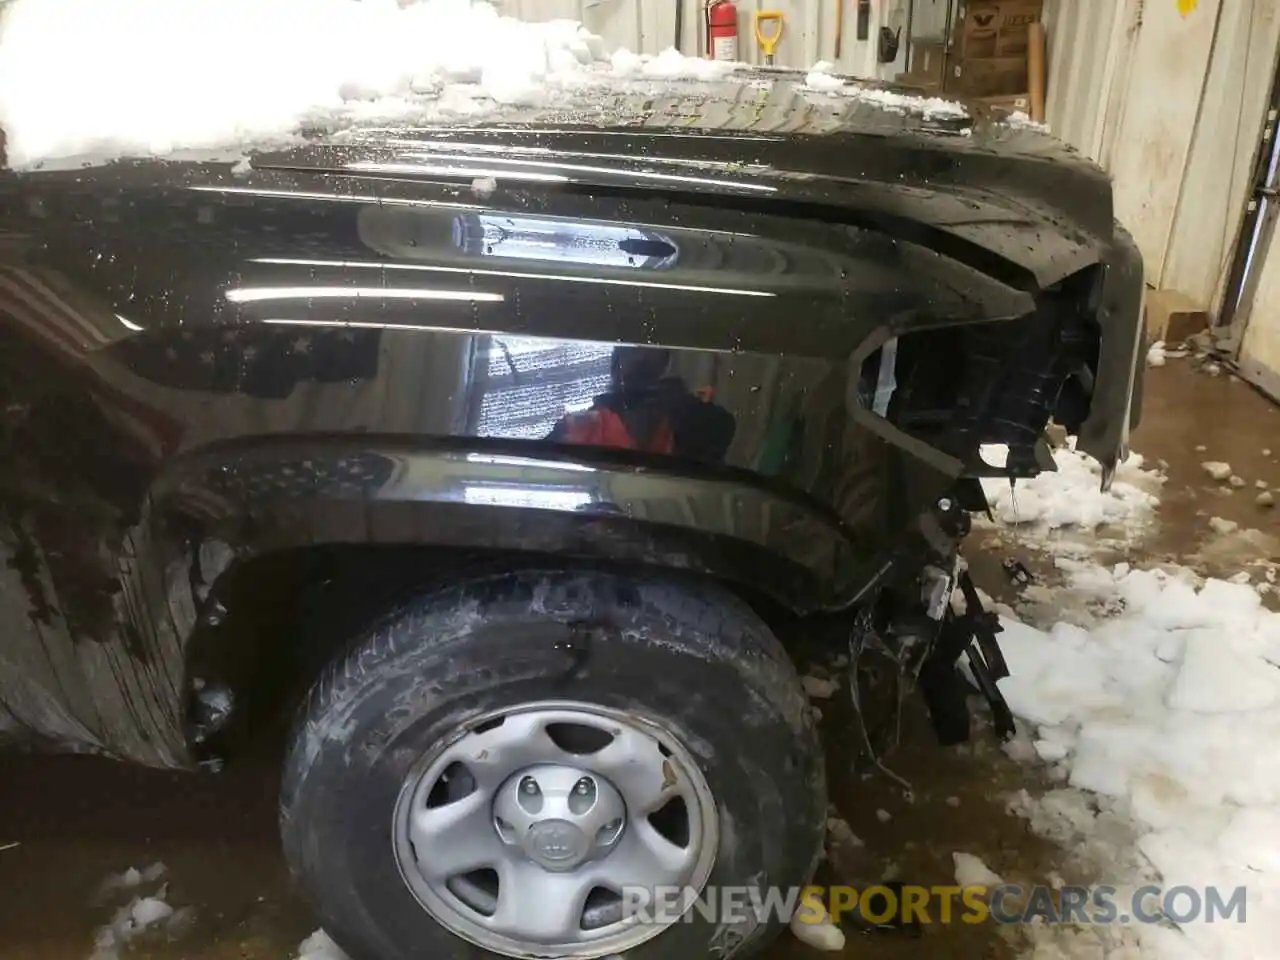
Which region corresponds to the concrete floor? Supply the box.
[0,361,1276,960]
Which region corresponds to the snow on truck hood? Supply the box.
[0,0,973,170]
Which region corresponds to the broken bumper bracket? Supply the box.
[919,570,1016,744]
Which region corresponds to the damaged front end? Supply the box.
[834,224,1144,769]
[0,92,1145,768]
[841,498,1015,789]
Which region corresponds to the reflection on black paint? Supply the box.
[475,336,615,440]
[453,213,679,269]
[548,346,736,463]
[210,453,398,504]
[5,517,55,627]
[114,326,382,398]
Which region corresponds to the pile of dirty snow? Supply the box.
[297,929,351,960]
[980,439,1163,533]
[0,0,726,168]
[89,863,193,960]
[609,46,737,83]
[1146,340,1190,368]
[0,0,601,165]
[0,0,984,169]
[995,562,1280,958]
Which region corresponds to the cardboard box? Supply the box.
[1144,289,1208,343]
[910,37,949,78]
[948,55,1028,97]
[895,71,944,95]
[973,93,1031,117]
[953,1,1043,59]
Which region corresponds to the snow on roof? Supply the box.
[0,0,971,170]
[803,59,969,123]
[0,0,610,167]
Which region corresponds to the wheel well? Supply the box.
[182,544,800,765]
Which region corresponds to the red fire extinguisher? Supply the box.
[705,0,739,62]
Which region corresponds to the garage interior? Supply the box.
[0,2,1278,960]
[495,0,1280,398]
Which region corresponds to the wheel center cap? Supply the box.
[493,763,629,874]
[526,819,589,869]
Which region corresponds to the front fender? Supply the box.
[1076,223,1146,473]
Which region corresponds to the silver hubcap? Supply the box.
[392,702,718,959]
[493,766,627,872]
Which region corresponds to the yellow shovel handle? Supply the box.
[753,11,784,56]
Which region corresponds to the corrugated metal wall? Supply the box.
[1042,0,1135,161]
[1166,0,1280,311]
[1106,0,1228,287]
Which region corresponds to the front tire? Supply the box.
[280,570,825,960]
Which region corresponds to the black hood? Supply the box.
[4,69,1110,289]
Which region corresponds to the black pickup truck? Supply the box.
[0,70,1142,960]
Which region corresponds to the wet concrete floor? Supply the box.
[0,361,1275,960]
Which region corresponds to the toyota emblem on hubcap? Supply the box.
[527,820,588,869]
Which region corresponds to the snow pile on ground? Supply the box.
[89,863,194,960]
[297,929,352,960]
[0,0,735,168]
[1145,339,1191,368]
[94,862,168,902]
[953,851,1004,887]
[1201,461,1234,481]
[1148,341,1191,368]
[980,439,1163,534]
[789,909,846,952]
[996,562,1280,958]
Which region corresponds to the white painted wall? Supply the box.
[1092,0,1280,319]
[1045,0,1280,319]
[1171,0,1280,316]
[1103,0,1224,287]
[496,0,913,80]
[1043,0,1136,162]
